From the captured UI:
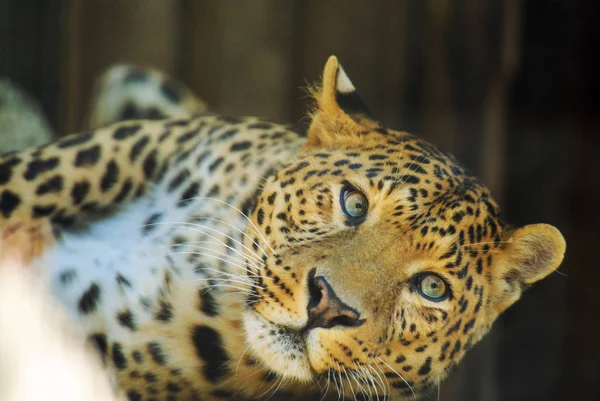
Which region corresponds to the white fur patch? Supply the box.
[37,190,194,337]
[335,66,356,94]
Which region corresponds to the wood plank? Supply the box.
[292,0,386,126]
[180,0,296,121]
[63,0,180,133]
[0,0,65,130]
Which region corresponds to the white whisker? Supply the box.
[191,216,271,258]
[201,278,254,293]
[320,370,332,401]
[363,366,379,401]
[342,366,357,401]
[188,260,259,281]
[166,251,256,278]
[200,283,250,293]
[356,367,374,401]
[148,220,264,264]
[459,240,511,248]
[184,196,276,254]
[174,221,264,263]
[350,363,370,400]
[235,343,254,375]
[335,362,345,400]
[257,372,282,399]
[348,369,365,401]
[398,152,427,186]
[554,269,568,277]
[169,244,261,272]
[265,374,286,401]
[368,363,388,400]
[377,357,416,399]
[196,265,274,288]
[181,238,263,267]
[214,291,252,304]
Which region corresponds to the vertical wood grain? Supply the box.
[0,0,65,130]
[180,0,296,121]
[62,0,180,132]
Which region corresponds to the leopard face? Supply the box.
[241,57,565,399]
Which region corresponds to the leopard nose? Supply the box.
[306,274,363,330]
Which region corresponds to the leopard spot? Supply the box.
[191,325,230,383]
[74,145,101,167]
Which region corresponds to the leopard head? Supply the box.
[242,56,566,399]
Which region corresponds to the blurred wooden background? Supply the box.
[1,1,599,400]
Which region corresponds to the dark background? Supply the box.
[1,1,599,400]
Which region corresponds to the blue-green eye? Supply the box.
[415,274,449,302]
[340,187,368,218]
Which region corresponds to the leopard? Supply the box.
[0,56,566,401]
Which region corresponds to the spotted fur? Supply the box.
[0,56,565,401]
[86,64,208,130]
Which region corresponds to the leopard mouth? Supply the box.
[242,310,316,382]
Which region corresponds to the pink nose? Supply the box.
[306,274,363,330]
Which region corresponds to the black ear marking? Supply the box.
[335,90,374,119]
[334,64,374,120]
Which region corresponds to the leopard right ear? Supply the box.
[491,223,566,314]
[307,56,379,148]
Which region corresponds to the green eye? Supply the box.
[340,187,368,219]
[416,274,448,301]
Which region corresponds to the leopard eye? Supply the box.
[415,274,449,302]
[340,187,368,218]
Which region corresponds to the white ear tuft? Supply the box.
[335,65,356,94]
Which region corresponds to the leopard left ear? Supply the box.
[492,223,566,314]
[307,56,378,147]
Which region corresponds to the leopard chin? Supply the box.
[242,310,315,382]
